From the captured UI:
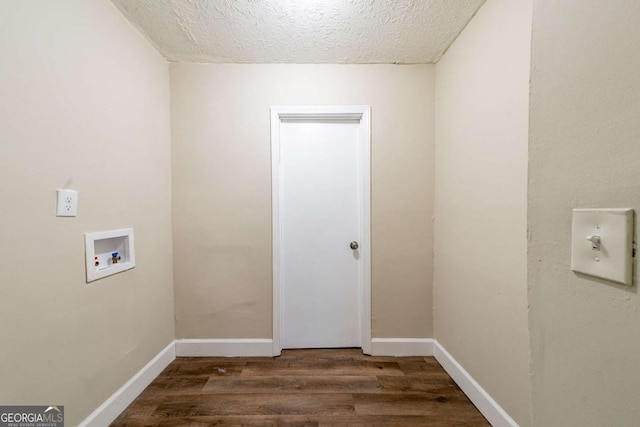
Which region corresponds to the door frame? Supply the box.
[270,105,371,356]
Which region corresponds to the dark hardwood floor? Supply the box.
[111,349,490,426]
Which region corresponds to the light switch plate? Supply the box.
[571,208,634,286]
[56,189,78,217]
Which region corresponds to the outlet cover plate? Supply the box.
[571,208,634,286]
[56,189,78,217]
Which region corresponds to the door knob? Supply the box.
[350,241,359,250]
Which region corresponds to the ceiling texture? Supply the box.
[112,0,485,64]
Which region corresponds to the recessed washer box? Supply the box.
[85,228,135,283]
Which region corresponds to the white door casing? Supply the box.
[271,106,371,356]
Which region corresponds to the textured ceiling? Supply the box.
[111,0,485,64]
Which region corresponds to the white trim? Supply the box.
[175,339,273,357]
[434,341,519,427]
[279,113,364,121]
[78,341,175,427]
[271,107,283,357]
[270,105,372,356]
[358,108,372,355]
[274,105,370,121]
[370,338,434,356]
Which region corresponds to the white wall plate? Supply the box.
[56,189,78,217]
[571,209,634,286]
[85,228,135,283]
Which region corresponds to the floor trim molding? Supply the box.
[370,338,434,356]
[175,339,273,357]
[434,341,518,427]
[78,340,176,427]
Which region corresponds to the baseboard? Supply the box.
[175,338,274,357]
[434,341,518,427]
[369,338,434,356]
[78,340,176,427]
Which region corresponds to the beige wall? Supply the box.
[0,1,174,425]
[529,1,640,425]
[171,64,434,339]
[434,0,532,425]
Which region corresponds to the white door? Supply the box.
[280,119,361,348]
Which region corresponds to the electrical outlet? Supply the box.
[56,189,78,217]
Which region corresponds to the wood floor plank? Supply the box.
[159,360,245,377]
[242,359,404,377]
[319,414,489,427]
[203,375,382,394]
[397,357,451,376]
[139,376,209,397]
[377,375,461,394]
[151,394,355,417]
[353,393,489,423]
[152,415,321,426]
